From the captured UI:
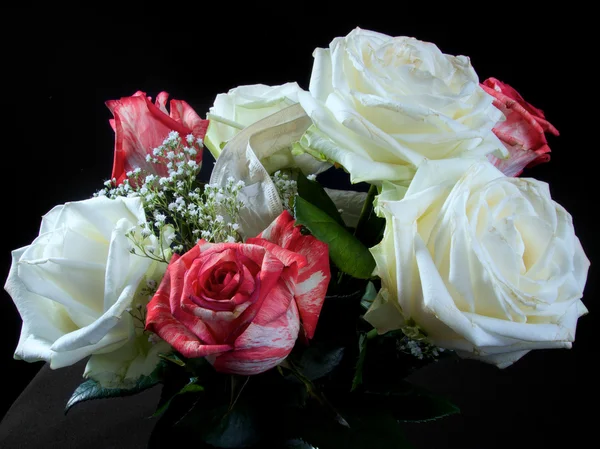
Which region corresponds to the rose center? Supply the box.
[201,262,240,298]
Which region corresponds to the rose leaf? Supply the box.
[294,197,376,279]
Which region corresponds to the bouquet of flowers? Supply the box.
[4,28,589,448]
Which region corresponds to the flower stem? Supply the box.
[353,184,378,239]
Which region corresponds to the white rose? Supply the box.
[205,83,297,154]
[365,159,589,367]
[206,83,331,176]
[5,196,170,386]
[298,28,507,185]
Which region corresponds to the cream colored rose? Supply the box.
[298,28,507,185]
[205,83,300,157]
[5,196,170,386]
[365,159,589,367]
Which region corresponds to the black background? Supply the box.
[1,6,596,448]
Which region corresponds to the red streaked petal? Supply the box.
[256,211,330,340]
[155,91,169,114]
[481,78,559,177]
[106,91,208,185]
[146,255,224,350]
[170,99,209,140]
[210,299,300,375]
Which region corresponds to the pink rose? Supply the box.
[482,78,559,176]
[145,211,330,375]
[106,91,208,185]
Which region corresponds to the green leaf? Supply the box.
[200,403,260,449]
[168,394,260,448]
[395,388,460,423]
[294,344,345,381]
[158,352,186,367]
[65,365,163,414]
[298,406,414,449]
[294,197,376,279]
[351,333,368,392]
[153,377,204,417]
[365,381,460,423]
[296,170,345,227]
[282,439,317,449]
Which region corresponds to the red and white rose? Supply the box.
[145,211,330,375]
[482,77,559,176]
[107,91,208,185]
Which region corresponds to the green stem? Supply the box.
[283,360,350,428]
[353,184,378,238]
[367,328,379,340]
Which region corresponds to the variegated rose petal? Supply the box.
[482,78,559,177]
[252,211,330,339]
[106,91,207,185]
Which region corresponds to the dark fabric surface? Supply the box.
[0,361,160,448]
[0,354,586,449]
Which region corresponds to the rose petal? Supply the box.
[253,211,330,339]
[210,295,300,375]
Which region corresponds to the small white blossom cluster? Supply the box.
[272,170,297,212]
[125,222,173,264]
[397,337,445,360]
[95,132,245,254]
[95,131,203,200]
[194,178,246,245]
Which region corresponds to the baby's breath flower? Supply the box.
[272,170,297,213]
[95,132,244,253]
